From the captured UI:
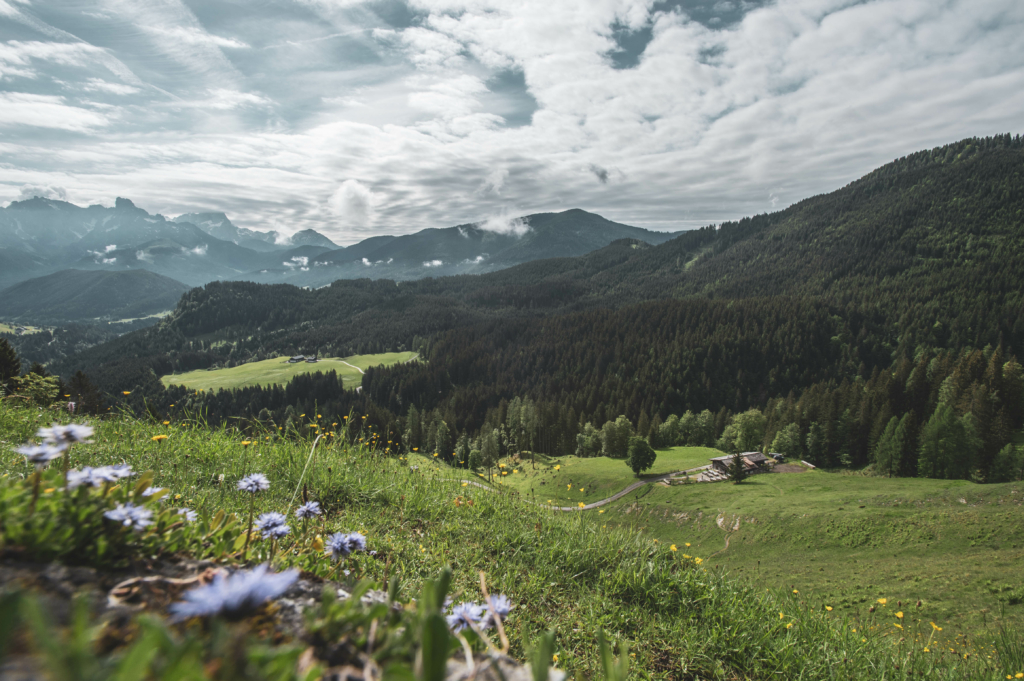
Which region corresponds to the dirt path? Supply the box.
[339,360,364,375]
[461,465,711,512]
[708,533,732,558]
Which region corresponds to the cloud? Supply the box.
[478,212,531,236]
[104,244,116,253]
[328,180,378,227]
[422,259,443,267]
[82,78,140,95]
[189,244,208,255]
[136,249,152,263]
[0,93,109,131]
[589,164,609,184]
[17,184,68,201]
[284,255,309,268]
[362,257,371,265]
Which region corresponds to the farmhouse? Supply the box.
[288,355,306,363]
[709,452,770,475]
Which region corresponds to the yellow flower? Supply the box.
[896,611,903,619]
[162,421,170,425]
[826,606,833,612]
[462,482,468,487]
[513,469,518,474]
[670,544,677,551]
[786,622,794,629]
[413,447,418,451]
[300,414,305,417]
[685,542,690,547]
[862,638,867,643]
[169,404,175,407]
[599,509,605,514]
[548,500,553,504]
[433,453,438,457]
[930,622,942,631]
[577,502,585,508]
[420,545,425,552]
[695,557,703,565]
[241,441,251,446]
[579,487,584,492]
[122,391,131,395]
[1015,674,1023,679]
[894,624,903,630]
[312,535,324,552]
[793,590,799,594]
[923,647,930,653]
[502,471,507,476]
[174,494,181,500]
[552,654,558,663]
[554,465,561,470]
[779,613,785,620]
[499,463,506,468]
[653,539,659,543]
[567,484,571,490]
[151,434,168,442]
[43,488,55,494]
[877,598,887,606]
[317,414,322,418]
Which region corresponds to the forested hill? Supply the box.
[55,133,1024,386]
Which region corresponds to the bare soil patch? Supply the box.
[773,464,806,473]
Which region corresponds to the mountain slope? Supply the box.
[0,269,190,322]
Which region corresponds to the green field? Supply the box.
[598,468,1024,636]
[159,351,418,391]
[485,446,720,505]
[0,322,45,335]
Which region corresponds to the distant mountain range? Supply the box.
[0,196,679,302]
[0,269,190,323]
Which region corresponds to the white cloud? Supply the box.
[283,255,309,268]
[16,184,68,201]
[423,259,443,267]
[104,244,116,252]
[361,257,371,265]
[0,92,109,131]
[136,249,152,262]
[479,212,531,236]
[189,244,208,255]
[82,78,140,95]
[328,179,378,227]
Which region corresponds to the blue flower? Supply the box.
[177,508,198,522]
[141,486,167,499]
[237,473,270,493]
[294,501,321,519]
[446,602,485,632]
[169,564,299,621]
[104,502,153,530]
[15,443,63,469]
[325,531,367,561]
[36,423,94,450]
[482,594,513,629]
[255,512,290,539]
[67,464,134,489]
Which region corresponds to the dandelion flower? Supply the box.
[685,543,691,547]
[780,613,785,620]
[123,391,131,395]
[169,564,298,621]
[446,602,484,632]
[104,502,153,530]
[578,502,585,508]
[793,590,799,594]
[877,598,887,606]
[599,509,605,514]
[295,501,321,519]
[896,611,904,619]
[670,544,677,551]
[462,482,468,487]
[826,606,833,612]
[241,441,251,446]
[694,557,703,565]
[163,421,170,425]
[931,622,942,631]
[786,622,794,629]
[237,473,270,493]
[152,435,168,442]
[552,654,559,663]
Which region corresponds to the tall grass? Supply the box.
[2,400,1022,680]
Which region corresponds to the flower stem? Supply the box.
[28,469,41,518]
[243,494,255,561]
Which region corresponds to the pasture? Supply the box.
[159,351,418,391]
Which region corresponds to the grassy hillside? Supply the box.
[598,468,1024,635]
[1,401,1022,679]
[159,352,417,391]
[0,269,190,323]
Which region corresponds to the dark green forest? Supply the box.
[28,134,1024,482]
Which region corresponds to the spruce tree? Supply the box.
[0,338,19,388]
[728,452,747,484]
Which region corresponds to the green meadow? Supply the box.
[0,322,45,335]
[159,351,418,391]
[484,446,719,506]
[596,467,1024,637]
[2,401,1023,679]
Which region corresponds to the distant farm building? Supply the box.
[288,355,306,363]
[709,452,770,475]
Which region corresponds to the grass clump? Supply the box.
[1,400,1023,679]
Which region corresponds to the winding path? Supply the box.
[460,464,711,512]
[339,360,364,375]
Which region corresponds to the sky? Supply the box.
[0,0,1022,244]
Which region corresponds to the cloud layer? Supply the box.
[0,0,1022,243]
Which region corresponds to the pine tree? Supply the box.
[728,452,747,484]
[0,338,19,389]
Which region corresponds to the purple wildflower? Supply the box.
[237,473,270,493]
[15,443,63,469]
[141,486,167,499]
[104,502,153,530]
[482,594,513,630]
[255,512,289,539]
[67,464,134,489]
[36,423,94,450]
[446,602,485,632]
[177,508,198,522]
[169,564,299,621]
[325,531,367,561]
[294,501,321,519]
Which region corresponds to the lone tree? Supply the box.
[626,436,657,477]
[728,452,748,484]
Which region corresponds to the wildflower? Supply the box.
[599,510,605,514]
[567,484,571,490]
[482,594,513,629]
[255,512,288,537]
[178,508,198,522]
[325,531,367,561]
[312,535,324,551]
[15,443,63,469]
[670,544,678,551]
[826,606,833,612]
[294,501,321,519]
[67,464,133,489]
[793,590,799,594]
[552,654,559,663]
[241,441,251,447]
[931,622,942,631]
[141,486,167,499]
[462,482,468,487]
[447,602,484,632]
[694,557,703,565]
[578,502,585,508]
[780,613,785,620]
[685,542,690,547]
[237,473,270,493]
[877,598,887,605]
[37,423,94,448]
[152,435,168,442]
[123,391,131,395]
[580,488,584,492]
[163,421,170,425]
[169,563,298,621]
[896,611,904,619]
[786,622,794,629]
[104,502,153,530]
